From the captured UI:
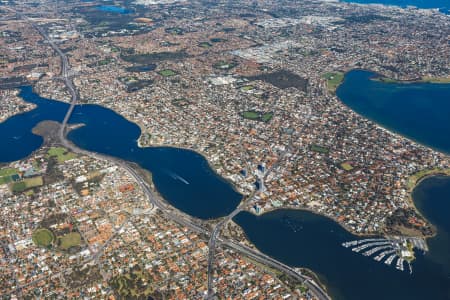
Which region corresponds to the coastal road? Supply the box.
[12,8,330,300]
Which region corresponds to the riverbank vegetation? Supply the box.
[407,168,450,191]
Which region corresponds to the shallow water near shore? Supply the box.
[340,0,450,13]
[0,86,242,219]
[234,181,450,300]
[336,70,450,154]
[234,70,450,299]
[1,79,449,299]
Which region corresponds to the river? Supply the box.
[1,73,449,299]
[340,0,450,13]
[234,70,450,299]
[0,86,242,220]
[336,70,450,154]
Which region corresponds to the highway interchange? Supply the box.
[10,8,330,300]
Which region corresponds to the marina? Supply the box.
[0,72,449,300]
[374,249,396,261]
[385,254,396,266]
[1,0,449,298]
[342,237,426,273]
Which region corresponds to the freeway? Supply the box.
[206,135,293,298]
[204,119,331,300]
[11,8,330,300]
[222,240,331,300]
[6,7,77,143]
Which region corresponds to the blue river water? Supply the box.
[0,86,242,220]
[0,72,449,299]
[96,5,130,14]
[234,71,450,299]
[234,182,450,300]
[341,0,450,13]
[336,70,450,154]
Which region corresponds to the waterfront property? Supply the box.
[234,197,450,300]
[337,70,450,154]
[1,82,449,299]
[0,86,242,220]
[340,0,449,12]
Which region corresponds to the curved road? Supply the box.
[206,136,330,300]
[12,8,330,300]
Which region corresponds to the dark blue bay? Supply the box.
[0,86,241,219]
[413,176,450,273]
[336,70,450,154]
[0,87,67,162]
[234,71,450,299]
[340,0,449,13]
[234,196,450,300]
[1,71,450,300]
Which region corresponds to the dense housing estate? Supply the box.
[0,0,449,298]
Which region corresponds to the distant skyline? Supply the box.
[1,0,449,299]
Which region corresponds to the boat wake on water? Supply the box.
[164,169,190,185]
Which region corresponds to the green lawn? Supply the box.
[47,147,76,163]
[340,162,354,171]
[0,168,19,185]
[241,85,254,92]
[0,175,13,185]
[213,61,237,70]
[98,58,113,66]
[0,168,18,177]
[11,181,27,192]
[158,69,177,77]
[10,176,43,192]
[310,144,330,154]
[32,228,54,247]
[24,176,44,188]
[261,112,273,122]
[242,111,260,120]
[57,232,81,250]
[242,111,273,123]
[198,42,212,48]
[322,72,344,93]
